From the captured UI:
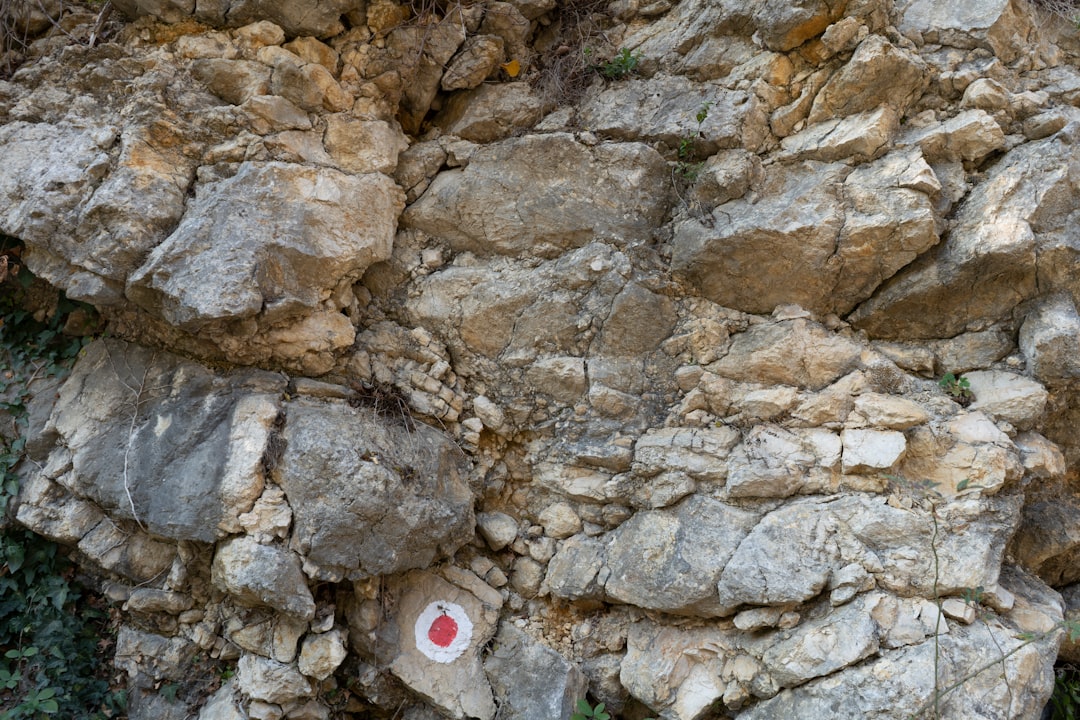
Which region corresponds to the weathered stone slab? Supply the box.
[708,320,863,391]
[212,535,316,620]
[1019,294,1080,382]
[580,76,765,152]
[127,161,402,331]
[898,0,1035,63]
[403,134,669,258]
[44,339,285,543]
[851,126,1080,339]
[807,35,928,123]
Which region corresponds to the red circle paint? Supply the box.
[428,614,458,647]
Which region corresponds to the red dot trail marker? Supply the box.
[415,601,472,663]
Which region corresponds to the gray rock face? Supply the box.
[579,76,766,152]
[716,494,1021,614]
[212,535,316,620]
[403,134,670,258]
[674,149,940,316]
[898,0,1035,62]
[1020,294,1080,382]
[275,397,475,581]
[605,495,760,615]
[127,162,401,330]
[44,339,285,542]
[114,0,362,36]
[851,126,1080,339]
[708,319,863,390]
[717,0,847,51]
[484,623,587,720]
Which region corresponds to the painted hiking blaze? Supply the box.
[414,601,473,663]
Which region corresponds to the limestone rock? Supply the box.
[620,619,733,718]
[675,148,938,316]
[388,10,468,134]
[127,161,402,331]
[851,393,929,429]
[725,426,841,498]
[1012,497,1080,586]
[435,83,543,143]
[841,429,907,473]
[708,320,862,391]
[716,494,1021,614]
[851,126,1080,339]
[579,76,766,152]
[965,371,1048,431]
[201,0,360,37]
[298,629,348,681]
[483,623,587,720]
[898,0,1035,63]
[236,654,313,705]
[403,134,669,258]
[1019,294,1080,382]
[931,328,1014,376]
[191,59,270,105]
[632,426,741,483]
[758,596,880,687]
[114,626,199,682]
[197,682,246,720]
[441,36,505,91]
[385,571,499,720]
[900,109,1007,164]
[673,167,842,313]
[545,534,606,601]
[742,567,1061,719]
[0,120,191,305]
[275,397,475,581]
[212,536,316,620]
[42,339,284,542]
[718,0,847,52]
[807,35,929,123]
[899,413,1021,497]
[604,495,760,615]
[323,116,407,174]
[779,106,897,163]
[477,512,519,551]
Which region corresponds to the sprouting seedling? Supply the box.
[939,373,974,403]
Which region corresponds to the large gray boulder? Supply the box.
[275,397,475,581]
[42,339,285,543]
[604,495,760,616]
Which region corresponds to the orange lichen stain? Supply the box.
[144,20,214,44]
[500,59,521,78]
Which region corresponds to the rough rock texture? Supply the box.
[5,0,1080,718]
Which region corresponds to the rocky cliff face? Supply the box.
[4,0,1080,717]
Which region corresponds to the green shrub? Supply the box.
[598,47,641,79]
[0,239,119,719]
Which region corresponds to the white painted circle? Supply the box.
[414,600,473,663]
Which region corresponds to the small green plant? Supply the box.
[598,47,641,79]
[1050,664,1080,720]
[570,699,610,720]
[938,373,974,405]
[674,100,713,181]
